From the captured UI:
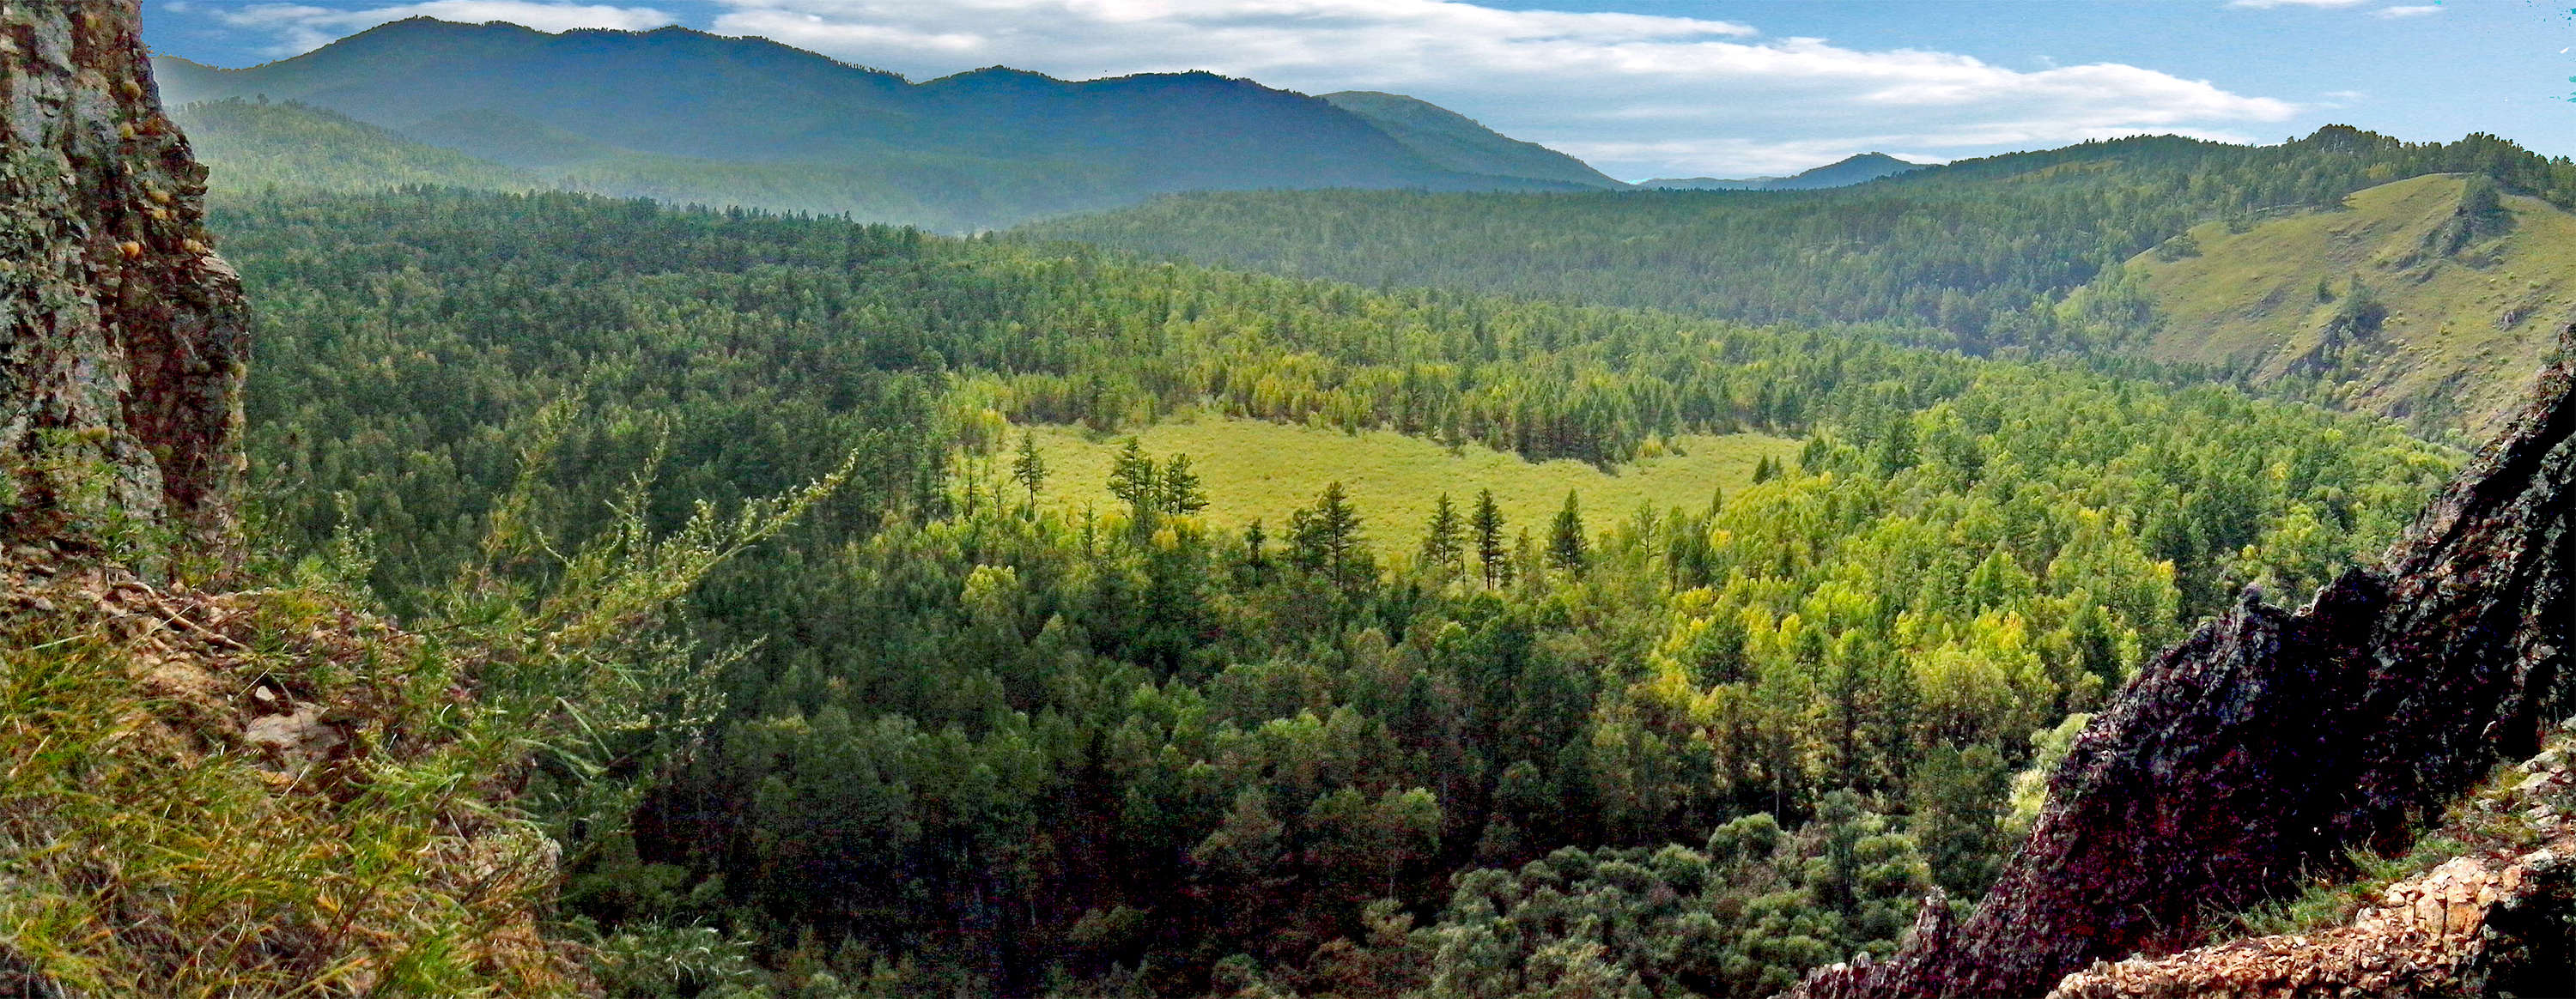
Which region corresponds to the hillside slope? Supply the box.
[1320,90,1626,189]
[172,98,538,193]
[153,18,1594,229]
[1027,129,2573,342]
[2127,173,2576,436]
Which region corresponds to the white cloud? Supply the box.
[216,1,673,57]
[705,0,2299,179]
[2375,4,2443,16]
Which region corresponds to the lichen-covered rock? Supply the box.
[0,0,247,557]
[1791,326,2576,998]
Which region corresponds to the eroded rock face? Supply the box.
[1792,326,2576,998]
[0,0,247,554]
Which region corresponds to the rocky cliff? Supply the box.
[0,4,580,994]
[1,0,247,555]
[1793,324,2576,996]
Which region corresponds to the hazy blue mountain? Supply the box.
[1319,91,1625,190]
[1646,152,1927,191]
[155,18,1602,229]
[170,98,538,192]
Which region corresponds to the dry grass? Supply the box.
[0,548,577,997]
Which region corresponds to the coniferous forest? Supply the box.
[1028,127,2576,356]
[219,187,2458,996]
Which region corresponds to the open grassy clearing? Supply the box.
[988,412,1801,552]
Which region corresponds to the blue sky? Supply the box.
[145,0,2573,181]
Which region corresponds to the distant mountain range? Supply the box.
[155,17,1937,228]
[153,18,1630,229]
[1644,153,1927,191]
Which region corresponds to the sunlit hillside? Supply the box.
[2128,173,2576,436]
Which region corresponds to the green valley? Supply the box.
[204,186,2452,996]
[13,5,2572,996]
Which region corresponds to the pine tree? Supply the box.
[1160,452,1207,516]
[1419,492,1463,572]
[1547,490,1588,574]
[1292,481,1365,590]
[1011,432,1047,509]
[1108,437,1157,513]
[1471,488,1506,589]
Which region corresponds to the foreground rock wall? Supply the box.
[1794,325,2576,997]
[1,0,246,553]
[2048,723,2576,999]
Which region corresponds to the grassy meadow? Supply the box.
[987,413,1801,553]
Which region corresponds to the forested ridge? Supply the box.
[1024,127,2576,359]
[205,186,2465,996]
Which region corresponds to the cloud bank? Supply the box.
[708,0,2298,178]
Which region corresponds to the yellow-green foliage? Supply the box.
[992,412,1800,552]
[2126,173,2576,436]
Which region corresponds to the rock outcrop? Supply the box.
[2047,723,2576,999]
[0,4,580,992]
[1793,325,2576,997]
[1,0,248,554]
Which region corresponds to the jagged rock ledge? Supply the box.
[1792,325,2576,998]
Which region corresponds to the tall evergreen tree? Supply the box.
[1420,492,1464,572]
[1160,452,1207,517]
[1471,488,1507,589]
[1291,481,1365,590]
[1548,490,1589,574]
[1108,437,1157,513]
[1011,432,1047,508]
